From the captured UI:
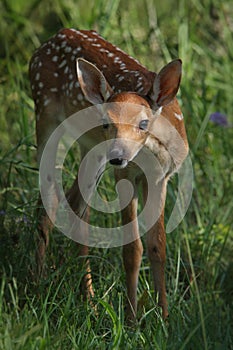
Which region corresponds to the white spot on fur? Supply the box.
[73,48,81,54]
[174,112,183,120]
[136,82,143,89]
[79,32,88,39]
[43,98,51,106]
[100,48,108,53]
[59,60,67,68]
[58,33,66,39]
[61,41,67,48]
[65,46,72,53]
[114,57,121,63]
[157,106,163,115]
[138,87,145,93]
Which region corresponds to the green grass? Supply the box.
[0,0,233,349]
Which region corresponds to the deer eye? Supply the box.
[139,119,149,130]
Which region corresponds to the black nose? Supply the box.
[109,149,124,166]
[109,158,124,166]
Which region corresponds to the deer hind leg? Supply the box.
[66,178,94,301]
[76,209,94,302]
[36,191,59,277]
[36,112,63,277]
[77,216,95,303]
[115,171,143,323]
[65,147,106,301]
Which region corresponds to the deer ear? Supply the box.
[149,59,182,108]
[76,58,113,104]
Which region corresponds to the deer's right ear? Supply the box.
[76,58,113,104]
[149,59,182,108]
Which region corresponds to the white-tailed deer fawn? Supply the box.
[29,28,188,322]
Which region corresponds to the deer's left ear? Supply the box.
[149,59,182,108]
[76,58,113,105]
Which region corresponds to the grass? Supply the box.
[0,0,233,349]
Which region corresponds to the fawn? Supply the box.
[29,28,188,322]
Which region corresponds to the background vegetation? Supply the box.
[0,0,232,349]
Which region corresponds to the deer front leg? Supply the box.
[116,171,143,323]
[146,211,168,319]
[123,237,143,322]
[142,176,168,318]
